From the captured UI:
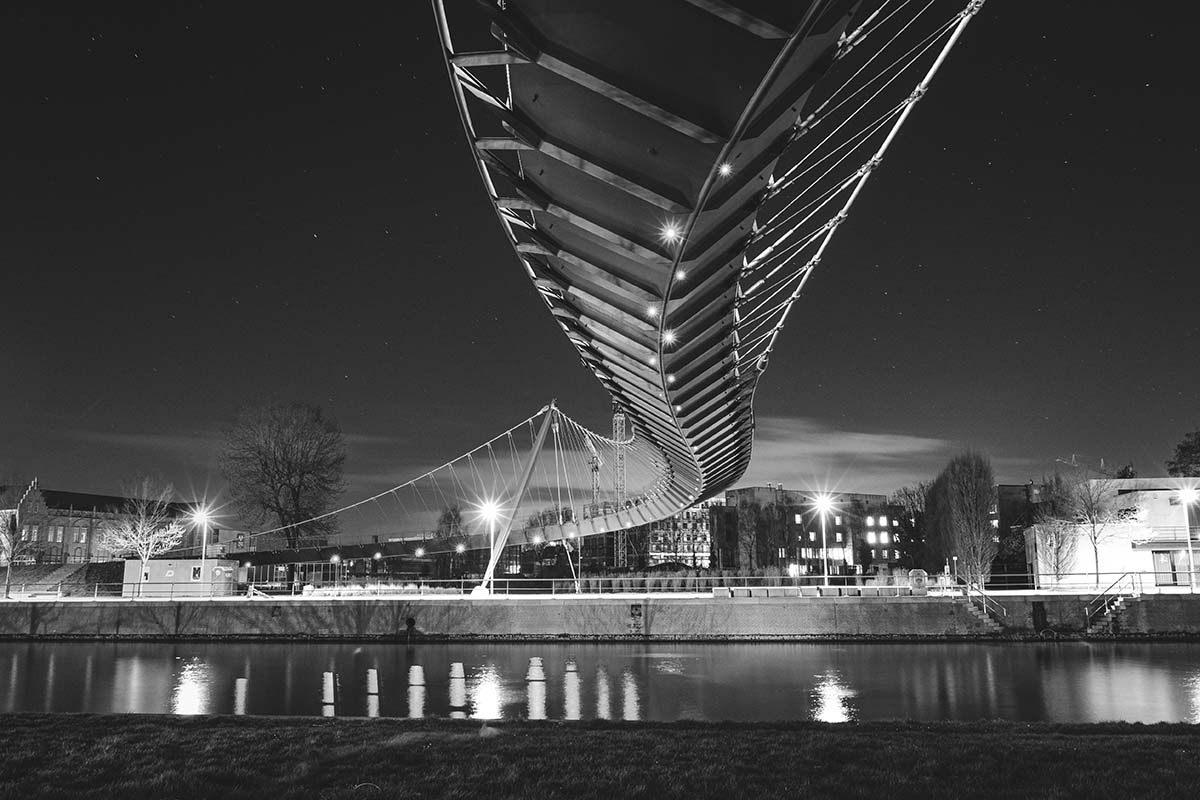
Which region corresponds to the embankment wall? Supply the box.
[0,595,994,641]
[1,594,1195,640]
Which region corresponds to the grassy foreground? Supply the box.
[1,715,1198,799]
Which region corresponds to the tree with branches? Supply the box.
[98,478,185,597]
[890,480,933,569]
[1167,429,1200,477]
[220,403,346,548]
[928,451,996,586]
[1064,468,1121,586]
[1029,472,1078,583]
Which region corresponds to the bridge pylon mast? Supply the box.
[613,406,628,569]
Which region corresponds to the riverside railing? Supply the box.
[0,569,1197,600]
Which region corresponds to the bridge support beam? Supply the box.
[476,402,557,594]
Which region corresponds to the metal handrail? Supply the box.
[961,579,1007,620]
[1085,572,1141,627]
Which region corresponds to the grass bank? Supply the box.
[1,714,1197,799]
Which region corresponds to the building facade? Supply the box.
[2,488,209,566]
[712,485,909,576]
[1024,478,1200,588]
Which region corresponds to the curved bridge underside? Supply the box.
[433,0,983,535]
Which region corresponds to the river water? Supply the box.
[2,641,1199,723]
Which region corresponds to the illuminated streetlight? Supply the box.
[662,330,677,347]
[660,222,681,244]
[1180,487,1198,592]
[190,506,212,592]
[455,543,466,554]
[414,547,425,558]
[812,494,836,588]
[718,162,733,177]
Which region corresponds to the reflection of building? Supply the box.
[711,485,906,575]
[1024,478,1200,588]
[3,489,210,566]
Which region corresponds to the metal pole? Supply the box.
[1184,498,1195,594]
[820,510,829,588]
[199,519,207,598]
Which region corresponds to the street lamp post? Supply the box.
[479,500,500,594]
[813,495,836,588]
[1180,487,1198,593]
[190,507,211,597]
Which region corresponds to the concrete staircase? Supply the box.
[15,562,88,596]
[1086,595,1140,636]
[959,600,1004,634]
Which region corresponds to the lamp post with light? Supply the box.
[813,495,836,588]
[189,507,211,596]
[1180,487,1198,592]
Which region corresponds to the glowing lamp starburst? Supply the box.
[718,162,733,177]
[660,222,682,244]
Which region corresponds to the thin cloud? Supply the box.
[741,416,958,496]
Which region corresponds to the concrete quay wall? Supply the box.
[0,595,996,641]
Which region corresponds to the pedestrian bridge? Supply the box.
[244,0,987,587]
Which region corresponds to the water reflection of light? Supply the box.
[44,652,56,712]
[172,659,212,716]
[595,666,611,720]
[471,664,504,720]
[622,668,640,721]
[563,660,581,720]
[811,671,856,723]
[527,680,546,720]
[1185,672,1200,723]
[408,686,425,718]
[234,678,248,715]
[449,678,468,719]
[652,659,685,676]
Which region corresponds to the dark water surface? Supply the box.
[3,641,1200,723]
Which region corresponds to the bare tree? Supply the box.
[220,403,346,548]
[98,478,185,597]
[1,478,48,599]
[1033,522,1078,583]
[890,480,933,568]
[1066,468,1120,586]
[736,499,762,571]
[930,451,997,586]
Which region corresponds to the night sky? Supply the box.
[3,1,1198,510]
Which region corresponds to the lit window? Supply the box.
[880,532,889,545]
[835,532,843,543]
[866,516,875,527]
[879,516,888,526]
[867,531,877,544]
[835,516,842,525]
[991,519,999,528]
[870,549,876,559]
[894,550,901,560]
[794,513,802,524]
[809,531,816,542]
[892,519,899,527]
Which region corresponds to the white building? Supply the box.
[1025,478,1199,589]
